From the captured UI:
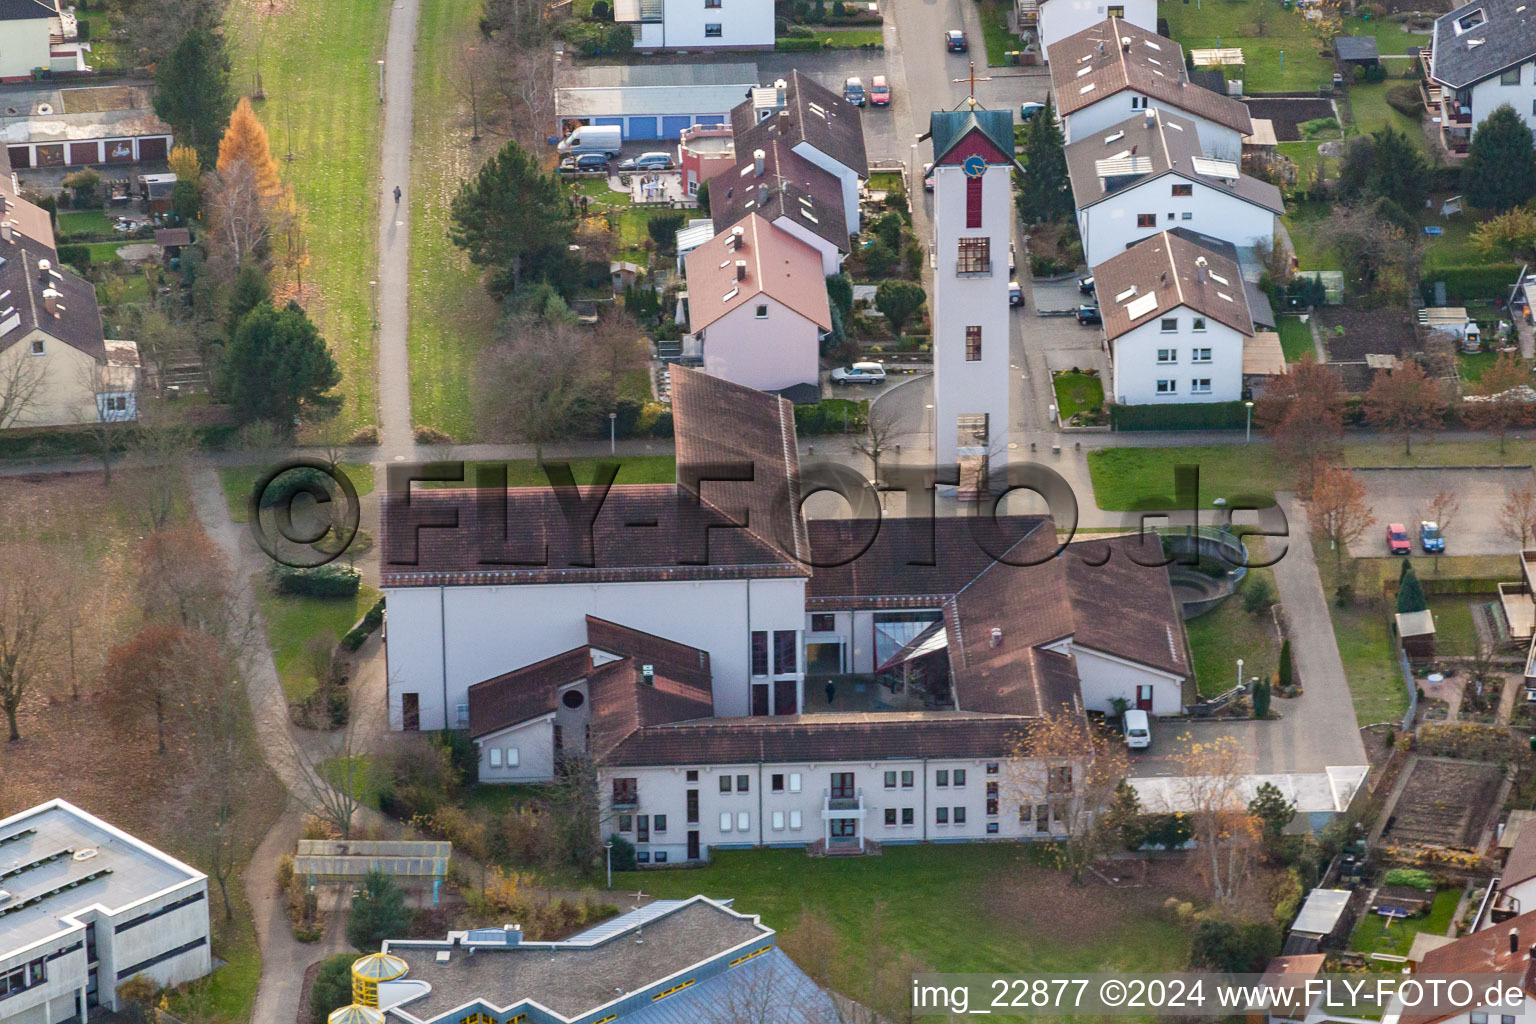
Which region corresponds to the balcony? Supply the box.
[821,787,867,820]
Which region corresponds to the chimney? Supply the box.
[42,288,59,316]
[990,627,1003,648]
[642,664,655,686]
[0,222,11,243]
[1512,930,1521,955]
[753,148,766,176]
[735,260,747,281]
[757,184,769,208]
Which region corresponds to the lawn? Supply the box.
[1282,201,1332,270]
[1277,142,1330,189]
[1426,595,1484,657]
[1313,540,1407,726]
[417,455,678,488]
[58,208,114,237]
[1343,80,1430,155]
[617,845,1190,988]
[217,462,377,523]
[228,0,390,437]
[169,901,264,1023]
[1276,314,1316,362]
[1160,0,1331,92]
[976,0,1019,66]
[1052,371,1104,419]
[1086,445,1288,510]
[1348,889,1460,956]
[1340,14,1429,57]
[321,754,387,810]
[255,577,383,702]
[1184,566,1282,697]
[1457,350,1499,383]
[807,28,884,48]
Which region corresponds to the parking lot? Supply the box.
[1344,466,1536,557]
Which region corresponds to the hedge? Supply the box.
[341,596,386,651]
[58,244,91,270]
[1419,263,1521,304]
[265,563,363,599]
[1421,577,1510,596]
[775,37,823,50]
[1110,401,1249,431]
[795,397,868,435]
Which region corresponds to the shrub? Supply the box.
[832,0,845,14]
[1272,868,1304,926]
[775,15,790,33]
[776,36,823,50]
[607,834,637,870]
[342,596,386,651]
[1278,639,1294,690]
[58,244,91,270]
[1420,263,1522,303]
[1386,83,1422,118]
[589,0,611,18]
[795,397,868,435]
[1241,576,1276,615]
[1109,401,1248,430]
[265,563,363,598]
[1299,117,1339,138]
[311,955,361,1024]
[646,211,687,251]
[1382,867,1436,890]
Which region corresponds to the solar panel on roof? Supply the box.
[1126,292,1160,319]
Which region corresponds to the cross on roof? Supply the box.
[952,61,992,107]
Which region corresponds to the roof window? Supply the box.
[1455,8,1485,33]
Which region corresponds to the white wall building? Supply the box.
[1091,230,1255,404]
[1049,19,1253,159]
[1428,0,1536,153]
[1066,109,1283,267]
[615,0,774,51]
[709,142,850,276]
[1036,0,1156,62]
[0,800,211,1024]
[927,105,1017,487]
[0,0,86,82]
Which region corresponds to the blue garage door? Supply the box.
[695,115,726,127]
[627,116,659,139]
[593,116,624,137]
[661,115,692,139]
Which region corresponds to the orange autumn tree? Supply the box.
[216,96,283,203]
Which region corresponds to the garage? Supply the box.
[35,144,64,167]
[68,141,100,166]
[137,136,168,162]
[555,62,760,142]
[625,116,659,139]
[7,146,29,168]
[661,115,693,138]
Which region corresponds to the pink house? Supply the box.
[678,124,735,197]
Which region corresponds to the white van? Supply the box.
[557,124,623,158]
[1123,709,1151,750]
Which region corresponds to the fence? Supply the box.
[1396,643,1418,733]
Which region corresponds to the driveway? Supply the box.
[1346,466,1535,557]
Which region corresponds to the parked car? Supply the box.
[922,162,934,191]
[1019,101,1047,121]
[1123,709,1151,750]
[870,75,891,105]
[556,124,622,158]
[1008,242,1017,274]
[946,29,968,51]
[1078,275,1096,295]
[1386,522,1412,555]
[619,152,674,171]
[1075,305,1101,325]
[558,153,609,173]
[831,362,887,386]
[843,76,866,106]
[1420,520,1445,553]
[1009,281,1024,307]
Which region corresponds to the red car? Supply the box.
[870,75,891,106]
[1386,523,1412,555]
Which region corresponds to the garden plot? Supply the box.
[1380,757,1504,848]
[1244,98,1338,140]
[1318,305,1417,361]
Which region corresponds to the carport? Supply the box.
[555,62,760,142]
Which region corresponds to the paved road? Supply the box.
[375,0,421,457]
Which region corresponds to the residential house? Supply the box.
[360,898,840,1024]
[1488,817,1536,923]
[682,213,831,400]
[0,0,86,83]
[554,63,758,143]
[1428,0,1536,153]
[613,0,774,51]
[710,141,850,276]
[1048,18,1253,159]
[1035,0,1156,62]
[1398,910,1536,1024]
[0,799,212,1024]
[1091,229,1255,404]
[731,71,869,233]
[1065,108,1283,267]
[678,122,735,195]
[0,183,139,429]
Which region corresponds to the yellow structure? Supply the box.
[327,1006,385,1024]
[350,953,408,1008]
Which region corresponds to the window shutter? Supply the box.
[966,175,983,228]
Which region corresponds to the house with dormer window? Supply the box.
[1428,0,1536,152]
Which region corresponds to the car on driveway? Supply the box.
[870,75,891,105]
[1420,520,1445,553]
[1123,709,1151,750]
[946,29,968,51]
[1020,101,1047,121]
[1386,522,1412,555]
[1079,275,1095,295]
[843,77,866,106]
[922,162,934,191]
[619,152,674,171]
[1009,281,1024,307]
[1075,305,1101,325]
[831,362,887,386]
[558,153,609,173]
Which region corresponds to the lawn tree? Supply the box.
[1464,352,1533,452]
[128,0,228,67]
[449,140,576,297]
[186,671,249,921]
[1414,488,1459,572]
[548,754,603,871]
[1364,361,1447,455]
[0,546,52,742]
[123,408,195,535]
[72,359,133,486]
[1247,780,1296,857]
[282,691,368,839]
[1307,466,1375,567]
[203,160,274,269]
[1396,560,1428,614]
[1338,126,1429,212]
[1253,354,1344,491]
[874,280,926,336]
[1171,734,1260,903]
[1007,704,1130,884]
[217,96,284,202]
[449,43,491,142]
[0,351,47,430]
[478,314,602,459]
[169,144,202,182]
[779,906,841,992]
[1470,208,1536,263]
[136,526,256,652]
[704,951,842,1024]
[217,300,342,428]
[226,261,272,338]
[1103,778,1147,851]
[1464,104,1536,211]
[1319,202,1420,300]
[1016,97,1072,224]
[849,403,900,491]
[1502,486,1536,548]
[106,624,219,754]
[1277,638,1294,691]
[347,871,412,951]
[153,24,233,165]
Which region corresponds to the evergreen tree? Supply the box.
[694,178,710,216]
[450,140,577,298]
[874,279,926,335]
[1464,104,1536,211]
[153,25,233,165]
[1396,561,1428,614]
[346,872,411,952]
[1277,638,1294,690]
[1252,678,1272,718]
[218,300,341,427]
[1247,781,1295,839]
[1104,778,1146,851]
[1016,97,1072,224]
[1368,126,1430,213]
[217,96,283,201]
[226,263,271,338]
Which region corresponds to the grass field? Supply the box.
[1343,80,1431,155]
[1087,445,1288,510]
[617,845,1191,988]
[1312,541,1408,725]
[977,0,1018,66]
[1184,568,1282,697]
[1161,0,1330,93]
[1348,889,1459,955]
[1426,595,1484,656]
[217,462,377,522]
[1276,315,1315,362]
[405,0,504,440]
[1340,14,1429,57]
[255,577,382,702]
[1052,372,1104,419]
[417,455,678,488]
[58,208,114,237]
[228,0,390,436]
[812,27,884,48]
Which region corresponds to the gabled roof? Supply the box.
[1049,18,1253,134]
[1430,0,1536,88]
[1403,907,1536,1024]
[1090,229,1255,340]
[710,140,850,254]
[730,70,869,178]
[928,107,1017,166]
[0,235,107,360]
[683,212,832,332]
[0,0,54,20]
[1505,819,1536,888]
[1064,109,1284,214]
[1,186,58,251]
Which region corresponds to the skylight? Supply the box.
[1144,39,1161,50]
[1209,271,1230,286]
[1077,64,1094,77]
[1080,82,1097,94]
[1114,285,1138,302]
[1455,8,1485,33]
[1126,292,1160,319]
[722,287,739,302]
[1217,291,1234,302]
[1104,131,1125,144]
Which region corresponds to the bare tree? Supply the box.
[1307,466,1375,567]
[121,405,195,535]
[280,697,365,839]
[449,43,491,142]
[1463,350,1535,453]
[1253,355,1343,493]
[186,672,251,921]
[0,351,47,430]
[848,404,900,492]
[1502,486,1536,549]
[106,623,220,754]
[0,545,53,742]
[1170,734,1260,903]
[1415,489,1459,573]
[478,314,603,459]
[703,953,844,1024]
[73,359,135,486]
[1364,361,1448,455]
[203,159,273,270]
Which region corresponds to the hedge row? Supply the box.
[1110,401,1248,431]
[775,37,823,51]
[795,397,868,435]
[0,421,240,459]
[1419,263,1522,304]
[342,596,386,651]
[265,563,363,599]
[1421,577,1510,596]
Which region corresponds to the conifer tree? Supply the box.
[217,97,283,201]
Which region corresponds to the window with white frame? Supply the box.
[1192,347,1212,362]
[1181,211,1193,220]
[1191,378,1212,394]
[772,811,785,830]
[789,772,802,793]
[489,748,502,767]
[789,809,802,829]
[754,304,768,318]
[1156,379,1176,395]
[1156,348,1176,363]
[736,811,749,831]
[1502,67,1521,85]
[1160,317,1178,332]
[1192,317,1207,332]
[506,748,518,766]
[720,812,733,832]
[29,339,44,355]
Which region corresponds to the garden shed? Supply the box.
[1394,609,1436,662]
[1283,888,1353,954]
[1333,36,1381,67]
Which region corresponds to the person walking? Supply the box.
[393,185,402,204]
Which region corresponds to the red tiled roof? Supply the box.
[1092,230,1254,341]
[1403,909,1536,1024]
[468,646,588,738]
[683,213,831,333]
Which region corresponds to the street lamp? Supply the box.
[369,280,378,328]
[604,841,613,889]
[377,60,385,103]
[609,411,617,454]
[1236,658,1244,691]
[1244,399,1255,444]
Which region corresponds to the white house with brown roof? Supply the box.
[709,141,850,276]
[614,0,774,51]
[1036,0,1156,62]
[1092,230,1255,404]
[682,213,830,402]
[1066,109,1284,267]
[1049,18,1253,160]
